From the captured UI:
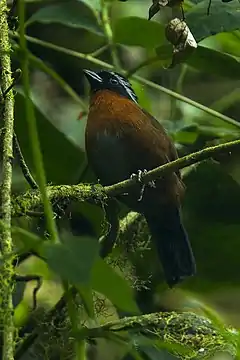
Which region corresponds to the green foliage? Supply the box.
[42,235,99,285]
[2,0,240,358]
[92,258,139,312]
[186,0,240,41]
[15,93,85,184]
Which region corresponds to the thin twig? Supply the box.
[0,1,16,359]
[9,32,239,129]
[100,0,121,71]
[104,138,240,196]
[13,133,38,189]
[14,274,42,310]
[12,44,88,110]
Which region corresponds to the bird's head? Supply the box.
[83,69,138,104]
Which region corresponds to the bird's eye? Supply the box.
[109,78,118,85]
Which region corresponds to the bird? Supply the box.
[83,69,196,287]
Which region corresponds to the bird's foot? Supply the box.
[130,169,147,183]
[130,169,156,201]
[130,169,156,187]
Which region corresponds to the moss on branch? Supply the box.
[11,139,240,218]
[11,184,107,217]
[76,312,237,359]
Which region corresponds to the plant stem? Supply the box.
[100,0,121,71]
[133,75,240,129]
[12,44,87,110]
[18,0,59,244]
[0,1,16,359]
[18,6,87,356]
[10,33,239,129]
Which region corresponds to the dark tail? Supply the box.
[145,207,196,287]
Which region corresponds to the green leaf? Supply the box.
[156,43,240,78]
[113,17,165,48]
[186,45,240,79]
[27,0,103,36]
[11,227,44,252]
[91,258,139,313]
[186,0,240,42]
[77,0,101,12]
[42,235,99,285]
[15,93,85,184]
[214,31,240,58]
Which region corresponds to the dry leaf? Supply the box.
[165,18,197,67]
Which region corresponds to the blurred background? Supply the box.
[5,0,240,358]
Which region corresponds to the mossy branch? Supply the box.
[75,312,237,359]
[14,287,237,360]
[11,139,240,217]
[0,1,16,359]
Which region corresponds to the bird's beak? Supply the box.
[83,69,103,85]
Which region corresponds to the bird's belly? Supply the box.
[86,130,132,186]
[86,129,179,213]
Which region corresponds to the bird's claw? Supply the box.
[130,169,148,183]
[130,169,156,188]
[130,169,156,202]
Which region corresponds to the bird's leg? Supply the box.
[130,169,156,201]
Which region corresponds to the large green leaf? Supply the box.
[77,0,101,12]
[113,17,165,48]
[186,0,240,42]
[14,93,85,184]
[186,45,240,79]
[213,31,240,58]
[91,258,139,313]
[42,235,99,285]
[27,0,103,36]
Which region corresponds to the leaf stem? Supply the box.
[13,44,87,110]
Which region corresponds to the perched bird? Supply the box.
[83,69,196,287]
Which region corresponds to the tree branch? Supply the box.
[11,139,240,217]
[104,138,240,196]
[74,312,237,359]
[0,1,16,359]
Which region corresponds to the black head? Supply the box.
[83,69,138,104]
